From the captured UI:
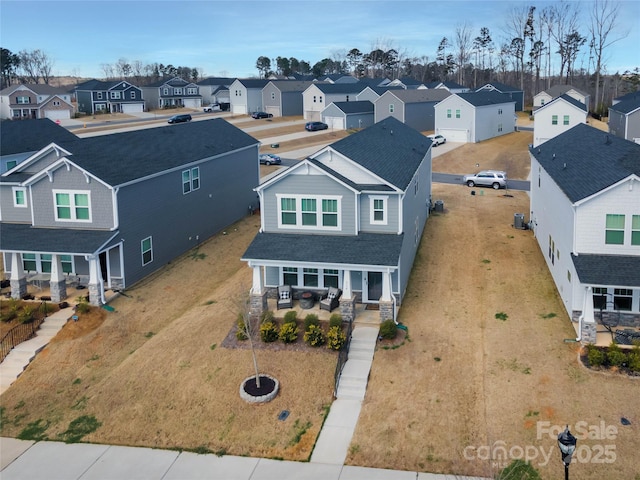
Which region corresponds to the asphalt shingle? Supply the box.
[572,254,640,287]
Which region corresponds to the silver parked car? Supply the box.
[462,170,507,189]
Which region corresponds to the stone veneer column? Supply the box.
[340,296,357,323]
[581,320,597,345]
[379,300,394,322]
[10,252,27,300]
[88,283,102,306]
[250,291,268,320]
[50,280,67,303]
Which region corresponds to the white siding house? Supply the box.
[529,124,640,344]
[532,95,588,147]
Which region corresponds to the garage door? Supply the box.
[324,116,344,130]
[438,129,469,143]
[232,103,247,114]
[183,98,200,109]
[265,106,280,117]
[122,103,143,114]
[44,110,70,121]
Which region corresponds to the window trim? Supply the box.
[276,194,341,230]
[182,166,200,194]
[563,115,570,125]
[632,215,640,246]
[389,104,394,113]
[53,190,91,222]
[282,267,340,289]
[605,214,625,245]
[552,115,558,125]
[12,187,27,208]
[370,195,388,225]
[141,236,153,266]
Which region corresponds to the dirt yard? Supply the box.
[1,127,638,479]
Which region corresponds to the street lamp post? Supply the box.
[557,426,577,480]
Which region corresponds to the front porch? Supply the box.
[264,294,381,326]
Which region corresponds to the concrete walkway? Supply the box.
[0,307,74,394]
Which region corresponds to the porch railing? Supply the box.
[333,317,353,398]
[0,316,46,363]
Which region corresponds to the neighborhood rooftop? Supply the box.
[0,119,78,156]
[456,91,515,107]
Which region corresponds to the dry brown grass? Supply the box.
[1,129,638,479]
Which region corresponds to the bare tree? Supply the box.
[454,23,473,85]
[115,58,132,80]
[18,49,54,84]
[101,63,115,80]
[589,0,628,114]
[545,0,582,81]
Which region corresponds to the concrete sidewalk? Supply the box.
[0,437,487,480]
[0,307,74,394]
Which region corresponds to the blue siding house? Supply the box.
[75,79,145,115]
[1,119,259,305]
[242,117,433,322]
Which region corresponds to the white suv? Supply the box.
[427,134,446,146]
[462,170,507,189]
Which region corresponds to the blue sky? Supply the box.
[1,0,638,80]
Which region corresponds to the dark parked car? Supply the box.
[252,111,273,119]
[259,153,281,165]
[167,114,192,124]
[305,121,328,131]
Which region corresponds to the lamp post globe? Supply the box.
[557,426,577,480]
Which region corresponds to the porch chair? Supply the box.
[320,286,342,312]
[277,285,293,310]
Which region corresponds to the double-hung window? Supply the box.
[280,198,296,225]
[97,92,103,99]
[446,109,452,118]
[182,167,200,194]
[130,91,136,99]
[277,195,341,229]
[455,109,461,119]
[614,288,632,311]
[301,199,317,226]
[283,267,298,285]
[13,187,27,207]
[141,237,153,266]
[54,190,90,221]
[632,215,640,246]
[370,196,387,225]
[552,115,558,125]
[563,115,570,125]
[323,269,339,288]
[16,96,30,104]
[605,214,624,245]
[322,199,338,227]
[389,104,395,113]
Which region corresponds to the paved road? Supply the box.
[434,173,530,191]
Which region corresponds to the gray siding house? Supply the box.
[197,77,235,105]
[140,77,202,110]
[608,97,640,143]
[242,117,433,323]
[375,89,451,132]
[475,82,524,111]
[262,80,315,117]
[321,101,374,130]
[229,79,270,115]
[1,119,259,305]
[75,79,144,115]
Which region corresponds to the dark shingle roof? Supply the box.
[613,91,640,103]
[330,101,374,114]
[234,79,270,89]
[143,77,192,88]
[572,254,640,287]
[197,77,235,86]
[609,97,640,115]
[75,79,129,91]
[457,91,514,107]
[313,83,366,94]
[0,223,118,255]
[384,89,450,103]
[327,117,430,190]
[534,94,587,113]
[530,123,640,202]
[477,82,521,93]
[241,232,404,267]
[0,119,79,156]
[268,80,316,92]
[541,85,588,98]
[0,84,71,96]
[67,119,258,186]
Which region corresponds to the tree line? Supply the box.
[255,1,637,114]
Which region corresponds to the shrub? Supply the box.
[75,299,91,314]
[39,301,53,316]
[586,344,605,367]
[497,459,541,479]
[607,342,628,367]
[329,313,343,328]
[327,325,346,350]
[283,310,298,324]
[379,319,397,340]
[628,347,640,373]
[279,322,299,343]
[303,313,320,331]
[260,309,274,324]
[235,314,248,341]
[18,306,35,324]
[304,324,326,347]
[260,321,279,343]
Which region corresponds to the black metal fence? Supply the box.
[0,317,45,363]
[333,318,353,398]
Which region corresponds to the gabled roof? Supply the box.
[197,77,236,86]
[318,74,357,83]
[454,91,514,107]
[267,80,316,92]
[533,94,587,114]
[357,77,390,88]
[613,90,640,103]
[529,123,640,203]
[232,78,270,89]
[28,119,258,187]
[327,117,430,190]
[609,97,640,115]
[382,89,450,103]
[0,84,71,96]
[388,77,424,87]
[241,232,404,268]
[476,82,521,93]
[572,254,640,287]
[328,101,374,114]
[0,119,79,156]
[538,84,588,98]
[312,83,366,94]
[75,79,139,91]
[143,77,194,88]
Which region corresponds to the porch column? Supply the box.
[10,252,27,300]
[581,286,597,345]
[49,254,67,303]
[249,264,267,320]
[87,255,103,306]
[339,269,357,323]
[379,270,394,322]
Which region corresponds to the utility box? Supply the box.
[434,200,444,213]
[514,213,525,229]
